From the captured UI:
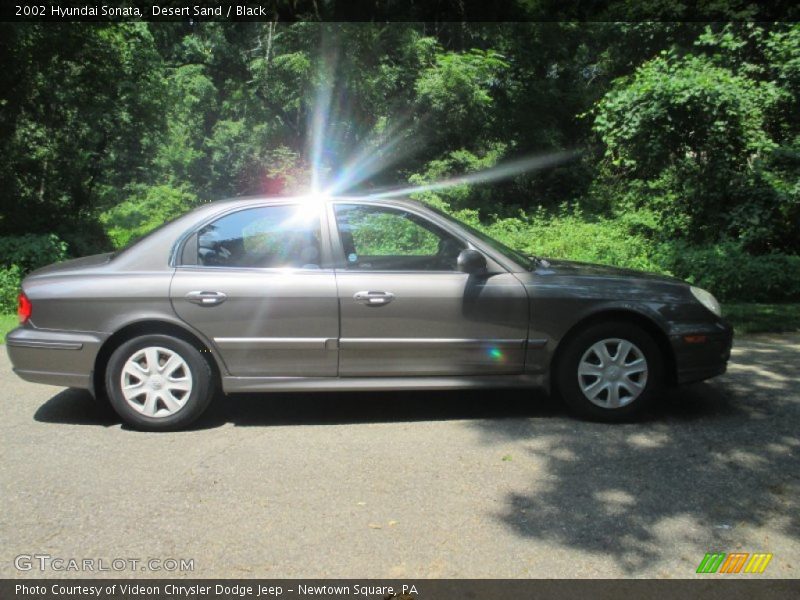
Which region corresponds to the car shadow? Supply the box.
[34,386,566,429]
[34,387,118,427]
[33,376,747,432]
[201,387,566,429]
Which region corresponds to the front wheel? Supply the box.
[555,321,663,422]
[105,334,214,431]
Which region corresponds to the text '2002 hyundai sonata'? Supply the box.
[6,196,732,430]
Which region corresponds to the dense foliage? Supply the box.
[0,21,798,307]
[0,234,68,311]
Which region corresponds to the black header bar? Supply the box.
[2,0,799,23]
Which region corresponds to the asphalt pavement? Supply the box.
[1,334,798,578]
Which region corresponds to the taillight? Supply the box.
[18,292,32,324]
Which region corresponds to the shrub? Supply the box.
[58,222,114,258]
[592,52,789,247]
[0,234,69,272]
[100,184,200,249]
[653,240,800,302]
[0,234,69,313]
[455,204,664,273]
[0,265,22,313]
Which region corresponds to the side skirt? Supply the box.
[222,374,546,394]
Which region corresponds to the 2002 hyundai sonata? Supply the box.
[6,196,732,430]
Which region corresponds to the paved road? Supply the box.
[1,334,798,578]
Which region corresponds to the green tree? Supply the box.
[0,23,166,241]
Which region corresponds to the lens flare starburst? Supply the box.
[298,29,577,203]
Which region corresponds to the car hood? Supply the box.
[538,258,684,284]
[27,252,114,278]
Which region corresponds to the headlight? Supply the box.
[690,286,722,317]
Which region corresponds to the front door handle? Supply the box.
[185,290,227,306]
[353,290,395,307]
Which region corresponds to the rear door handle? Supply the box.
[353,291,395,306]
[185,291,227,306]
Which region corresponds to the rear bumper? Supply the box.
[670,320,733,385]
[5,327,105,390]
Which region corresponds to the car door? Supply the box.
[170,202,339,377]
[330,202,529,377]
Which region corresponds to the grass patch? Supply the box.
[724,303,800,335]
[0,313,17,343]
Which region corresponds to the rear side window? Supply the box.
[196,205,322,269]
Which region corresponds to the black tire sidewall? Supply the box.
[105,334,213,431]
[556,321,663,422]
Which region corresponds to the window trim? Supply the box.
[172,202,334,272]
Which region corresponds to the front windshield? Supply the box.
[427,205,534,268]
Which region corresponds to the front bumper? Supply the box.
[5,326,105,390]
[670,319,734,385]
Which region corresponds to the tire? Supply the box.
[554,321,663,422]
[105,334,214,431]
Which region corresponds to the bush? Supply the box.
[0,234,69,272]
[455,204,664,273]
[653,241,800,302]
[0,234,69,313]
[592,51,792,248]
[0,265,22,313]
[58,221,114,258]
[100,184,200,249]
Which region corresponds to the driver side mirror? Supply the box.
[457,248,487,274]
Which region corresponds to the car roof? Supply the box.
[210,194,427,209]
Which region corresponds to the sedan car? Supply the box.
[6,196,732,430]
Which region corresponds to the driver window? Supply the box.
[196,205,322,269]
[334,204,465,271]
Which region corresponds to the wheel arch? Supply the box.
[93,319,224,399]
[550,308,677,388]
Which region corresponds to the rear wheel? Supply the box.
[105,334,214,431]
[555,321,663,421]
